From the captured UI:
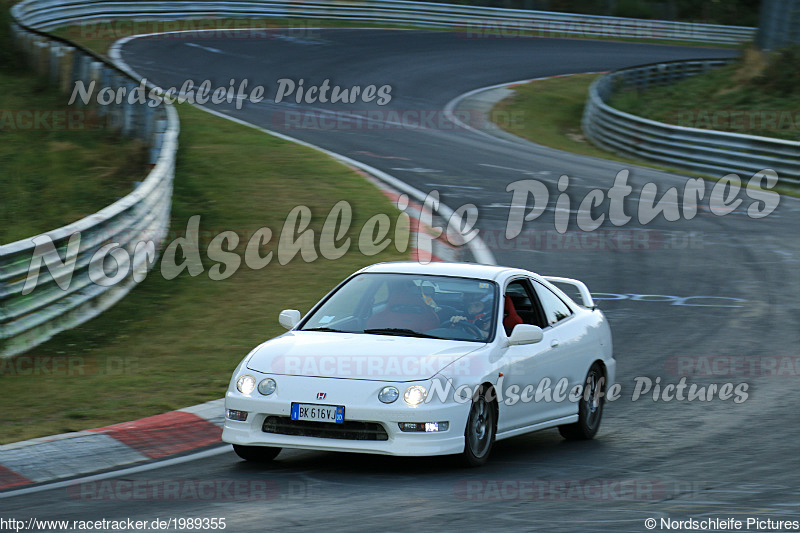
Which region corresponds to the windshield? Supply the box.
[300,273,498,342]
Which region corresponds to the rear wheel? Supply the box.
[559,363,605,440]
[461,386,496,467]
[232,444,281,462]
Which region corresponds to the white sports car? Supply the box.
[222,261,614,466]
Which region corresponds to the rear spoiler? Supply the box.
[542,276,596,310]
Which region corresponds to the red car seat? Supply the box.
[367,291,440,332]
[503,294,523,336]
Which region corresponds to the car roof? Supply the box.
[358,261,536,281]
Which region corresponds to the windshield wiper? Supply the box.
[363,328,441,339]
[303,327,350,333]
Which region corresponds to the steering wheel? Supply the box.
[440,319,483,338]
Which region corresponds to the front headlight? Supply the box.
[404,385,427,406]
[258,378,277,396]
[236,374,256,395]
[378,386,399,404]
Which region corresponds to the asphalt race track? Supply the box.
[4,30,799,532]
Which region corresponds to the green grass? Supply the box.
[491,73,641,161]
[492,73,701,169]
[608,47,800,141]
[0,68,147,245]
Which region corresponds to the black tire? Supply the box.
[232,444,281,463]
[559,363,605,441]
[461,386,496,467]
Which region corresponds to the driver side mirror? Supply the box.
[507,324,544,346]
[279,309,301,330]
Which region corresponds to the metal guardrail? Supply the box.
[14,0,755,45]
[1,2,179,357]
[582,59,800,184]
[0,1,758,357]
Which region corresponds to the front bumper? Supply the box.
[222,375,469,456]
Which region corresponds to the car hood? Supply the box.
[245,331,485,381]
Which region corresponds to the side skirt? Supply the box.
[495,415,578,441]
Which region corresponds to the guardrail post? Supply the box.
[34,39,49,76]
[21,32,34,62]
[72,54,92,108]
[93,63,108,116]
[59,45,75,94]
[150,116,167,165]
[49,43,64,84]
[122,82,137,136]
[107,72,124,133]
[139,104,155,142]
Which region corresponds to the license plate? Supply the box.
[291,403,344,424]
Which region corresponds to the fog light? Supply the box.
[226,409,248,421]
[398,421,449,432]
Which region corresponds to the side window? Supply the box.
[504,279,546,332]
[534,282,572,326]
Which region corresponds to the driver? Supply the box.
[450,293,492,333]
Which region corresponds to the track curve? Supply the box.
[4,30,798,532]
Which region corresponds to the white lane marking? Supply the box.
[426,183,484,190]
[0,446,232,499]
[389,168,442,173]
[352,151,410,161]
[480,163,551,176]
[184,42,223,54]
[593,293,746,307]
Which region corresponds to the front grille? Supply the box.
[262,416,389,441]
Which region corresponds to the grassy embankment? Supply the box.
[608,47,800,142]
[491,48,798,192]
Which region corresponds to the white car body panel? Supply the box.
[246,332,485,381]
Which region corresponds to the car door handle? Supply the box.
[550,339,559,348]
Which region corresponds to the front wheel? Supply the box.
[461,386,496,467]
[232,444,281,462]
[559,363,605,440]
